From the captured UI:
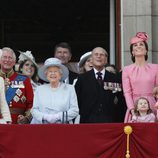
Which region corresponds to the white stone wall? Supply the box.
[152,0,158,63]
[123,0,152,66]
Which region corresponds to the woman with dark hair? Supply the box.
[122,32,158,122]
[18,51,39,92]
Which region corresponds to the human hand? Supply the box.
[131,109,135,116]
[43,114,60,123]
[17,115,29,124]
[155,102,158,109]
[132,115,137,121]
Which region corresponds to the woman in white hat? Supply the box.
[73,51,93,86]
[78,51,93,74]
[31,58,79,124]
[18,51,40,92]
[73,51,93,123]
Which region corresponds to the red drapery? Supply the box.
[0,123,157,158]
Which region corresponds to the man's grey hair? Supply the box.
[1,47,16,61]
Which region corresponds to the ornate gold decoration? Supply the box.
[124,125,133,158]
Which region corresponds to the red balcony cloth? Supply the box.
[0,123,157,158]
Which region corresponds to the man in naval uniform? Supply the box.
[75,47,119,123]
[0,47,33,124]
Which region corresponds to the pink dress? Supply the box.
[122,63,158,122]
[130,113,156,123]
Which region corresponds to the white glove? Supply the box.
[43,114,60,123]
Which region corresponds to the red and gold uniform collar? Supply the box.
[0,69,14,78]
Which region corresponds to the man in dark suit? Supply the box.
[53,42,78,84]
[75,47,118,123]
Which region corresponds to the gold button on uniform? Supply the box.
[9,102,12,107]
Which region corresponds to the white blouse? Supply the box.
[31,79,40,92]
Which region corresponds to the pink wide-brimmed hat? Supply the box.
[130,32,149,45]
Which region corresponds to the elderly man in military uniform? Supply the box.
[75,47,120,123]
[0,47,33,124]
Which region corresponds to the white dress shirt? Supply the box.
[93,68,105,79]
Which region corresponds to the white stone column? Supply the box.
[152,0,158,63]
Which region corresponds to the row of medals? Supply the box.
[6,79,26,104]
[103,82,122,93]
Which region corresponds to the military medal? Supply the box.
[16,89,22,97]
[11,80,25,88]
[108,82,113,91]
[104,82,109,90]
[112,83,117,93]
[18,81,25,88]
[13,95,20,102]
[116,83,122,92]
[21,96,26,103]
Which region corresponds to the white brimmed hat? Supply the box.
[38,58,69,82]
[18,51,38,68]
[78,51,92,68]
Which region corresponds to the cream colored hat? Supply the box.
[78,51,92,68]
[38,58,69,82]
[18,51,38,68]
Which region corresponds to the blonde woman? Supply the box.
[78,51,93,73]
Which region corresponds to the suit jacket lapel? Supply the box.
[89,69,97,82]
[88,69,101,95]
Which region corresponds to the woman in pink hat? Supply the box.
[122,32,158,122]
